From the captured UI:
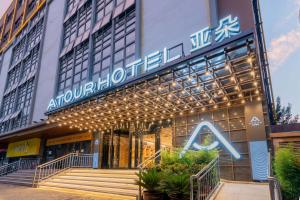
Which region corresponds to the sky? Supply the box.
[0,0,299,116]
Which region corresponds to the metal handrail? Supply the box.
[268,152,283,200]
[33,153,93,187]
[190,156,220,200]
[0,158,40,176]
[137,148,166,200]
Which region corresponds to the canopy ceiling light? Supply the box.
[47,37,262,133]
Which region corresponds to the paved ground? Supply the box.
[214,181,271,200]
[0,184,112,200]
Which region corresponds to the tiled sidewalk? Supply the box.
[0,184,112,200]
[213,181,271,200]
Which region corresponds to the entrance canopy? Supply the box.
[47,33,262,132]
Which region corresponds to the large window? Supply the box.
[58,41,89,94]
[27,19,44,50]
[113,9,136,72]
[63,0,92,47]
[78,2,92,35]
[58,52,74,94]
[73,41,89,88]
[11,38,26,65]
[92,25,112,81]
[6,64,21,89]
[95,0,114,22]
[63,15,77,47]
[1,91,17,117]
[12,78,35,129]
[22,45,39,78]
[58,0,136,93]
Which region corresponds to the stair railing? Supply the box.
[33,153,93,187]
[190,156,220,200]
[137,148,165,200]
[268,152,283,200]
[0,158,40,177]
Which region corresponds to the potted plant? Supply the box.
[160,173,190,200]
[136,168,164,200]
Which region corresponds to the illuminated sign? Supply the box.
[180,121,241,159]
[47,16,241,111]
[249,116,262,127]
[190,15,240,52]
[7,138,41,158]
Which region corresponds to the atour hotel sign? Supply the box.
[47,15,241,111]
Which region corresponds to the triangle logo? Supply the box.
[180,121,241,159]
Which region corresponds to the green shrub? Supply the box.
[136,168,162,192]
[160,173,190,200]
[274,147,300,200]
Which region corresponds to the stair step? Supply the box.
[6,174,34,178]
[56,175,136,184]
[0,176,33,181]
[69,169,138,175]
[0,179,33,186]
[46,178,138,190]
[39,182,138,197]
[64,172,137,179]
[38,186,136,200]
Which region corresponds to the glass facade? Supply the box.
[0,8,46,133]
[57,0,136,95]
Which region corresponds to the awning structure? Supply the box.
[47,34,263,133]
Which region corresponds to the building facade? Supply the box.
[0,0,274,181]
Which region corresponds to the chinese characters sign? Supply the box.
[190,15,241,52]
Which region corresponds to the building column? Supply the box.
[245,101,268,181]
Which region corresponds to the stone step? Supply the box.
[45,178,138,190]
[56,175,136,184]
[0,178,33,186]
[39,182,138,197]
[38,186,136,200]
[6,173,35,178]
[69,169,138,175]
[1,176,33,181]
[64,172,138,179]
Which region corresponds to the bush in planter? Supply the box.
[159,148,218,199]
[274,146,300,200]
[160,173,190,200]
[136,168,164,200]
[160,148,218,174]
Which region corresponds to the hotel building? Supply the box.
[0,0,274,183]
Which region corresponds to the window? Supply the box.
[63,15,77,47]
[6,12,13,23]
[95,0,113,22]
[73,41,89,88]
[58,41,89,94]
[113,9,136,71]
[22,45,39,78]
[12,78,35,129]
[66,0,77,13]
[92,26,112,81]
[27,19,44,49]
[1,32,9,44]
[11,38,26,65]
[1,90,17,117]
[14,16,22,31]
[6,64,21,89]
[78,1,92,35]
[17,0,24,9]
[27,0,37,14]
